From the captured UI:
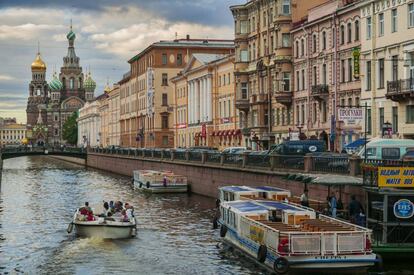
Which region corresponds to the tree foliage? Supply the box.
[62,111,78,145]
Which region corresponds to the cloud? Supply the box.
[0,75,15,81]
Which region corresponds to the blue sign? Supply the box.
[393,199,414,219]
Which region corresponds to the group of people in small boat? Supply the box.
[78,201,134,223]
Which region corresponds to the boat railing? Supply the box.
[239,214,371,256]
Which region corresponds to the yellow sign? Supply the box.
[249,225,264,243]
[353,47,360,79]
[378,167,414,187]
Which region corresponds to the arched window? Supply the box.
[322,31,326,50]
[347,22,352,43]
[70,78,74,89]
[36,88,41,96]
[301,39,305,57]
[340,25,345,45]
[78,77,82,89]
[312,34,317,53]
[295,40,299,57]
[62,77,66,89]
[355,20,360,41]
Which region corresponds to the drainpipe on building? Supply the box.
[301,24,311,136]
[333,12,339,152]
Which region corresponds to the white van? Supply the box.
[358,139,414,160]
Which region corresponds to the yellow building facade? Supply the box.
[172,54,240,150]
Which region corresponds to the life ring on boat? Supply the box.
[67,222,73,234]
[273,257,289,274]
[257,244,267,263]
[220,225,227,237]
[146,182,150,188]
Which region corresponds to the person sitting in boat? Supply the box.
[163,176,167,187]
[79,202,92,215]
[109,201,115,212]
[86,210,95,221]
[100,201,110,217]
[121,209,129,222]
[125,203,134,219]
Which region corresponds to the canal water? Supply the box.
[0,156,261,275]
[0,156,411,274]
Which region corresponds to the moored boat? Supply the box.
[218,199,381,274]
[68,209,136,239]
[133,170,188,193]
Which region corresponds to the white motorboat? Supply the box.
[67,210,136,239]
[133,170,188,193]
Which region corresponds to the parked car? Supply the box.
[269,140,327,155]
[222,147,248,154]
[358,139,414,161]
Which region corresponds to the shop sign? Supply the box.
[221,117,230,124]
[338,108,363,126]
[353,47,360,79]
[177,123,187,129]
[290,132,299,141]
[378,167,414,188]
[393,199,414,219]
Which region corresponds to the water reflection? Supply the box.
[0,156,261,274]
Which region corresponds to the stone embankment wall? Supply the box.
[87,153,365,203]
[48,156,86,166]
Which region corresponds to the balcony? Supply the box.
[235,91,249,111]
[386,79,414,102]
[311,84,329,101]
[274,91,292,106]
[250,93,268,105]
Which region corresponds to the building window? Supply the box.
[296,71,300,91]
[69,78,74,89]
[322,64,327,85]
[301,104,305,125]
[282,72,290,92]
[347,23,352,43]
[296,105,300,125]
[276,108,280,125]
[161,73,168,86]
[367,17,372,40]
[240,20,248,34]
[355,20,359,41]
[162,93,168,106]
[301,69,305,90]
[348,58,352,82]
[312,103,317,123]
[282,0,291,15]
[54,128,59,136]
[409,4,414,28]
[312,34,317,53]
[391,9,398,33]
[177,54,183,65]
[301,39,305,56]
[252,110,258,127]
[367,108,372,134]
[341,60,345,83]
[161,116,169,129]
[340,25,345,45]
[366,61,371,91]
[322,31,326,50]
[392,55,399,81]
[312,66,317,86]
[241,82,248,99]
[240,50,248,62]
[295,41,299,57]
[378,13,384,36]
[407,105,414,123]
[162,136,169,146]
[392,106,398,133]
[252,43,256,60]
[379,107,385,132]
[282,33,290,47]
[378,58,384,89]
[162,53,167,65]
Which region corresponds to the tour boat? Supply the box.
[133,170,188,193]
[218,199,381,274]
[67,210,137,239]
[219,186,291,202]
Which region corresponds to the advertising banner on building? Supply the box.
[353,47,360,79]
[378,167,414,188]
[338,107,363,126]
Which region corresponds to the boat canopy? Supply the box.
[229,201,269,212]
[284,173,363,186]
[221,186,253,192]
[254,186,288,192]
[257,201,303,211]
[345,138,367,149]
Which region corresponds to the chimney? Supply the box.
[186,34,190,40]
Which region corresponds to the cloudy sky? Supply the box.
[0,0,244,123]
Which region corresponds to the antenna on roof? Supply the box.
[70,18,73,31]
[37,41,40,54]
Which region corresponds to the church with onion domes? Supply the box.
[26,23,96,145]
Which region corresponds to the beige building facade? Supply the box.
[121,37,234,148]
[360,0,414,139]
[77,100,101,147]
[0,124,26,146]
[172,54,240,150]
[291,0,362,151]
[108,84,120,146]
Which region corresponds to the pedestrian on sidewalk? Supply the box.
[300,189,309,207]
[330,192,338,218]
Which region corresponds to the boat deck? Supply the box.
[257,219,356,233]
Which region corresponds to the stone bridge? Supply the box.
[0,147,86,160]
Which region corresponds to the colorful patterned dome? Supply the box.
[49,73,63,91]
[67,29,76,41]
[84,73,96,90]
[31,53,46,71]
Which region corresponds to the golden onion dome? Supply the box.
[31,53,46,71]
[104,84,111,93]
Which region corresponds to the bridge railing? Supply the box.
[89,147,365,176]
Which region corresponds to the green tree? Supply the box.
[62,111,78,145]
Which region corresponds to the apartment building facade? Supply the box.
[0,124,26,146]
[291,0,362,151]
[172,54,239,149]
[120,37,234,149]
[108,84,120,146]
[360,0,414,139]
[77,100,101,147]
